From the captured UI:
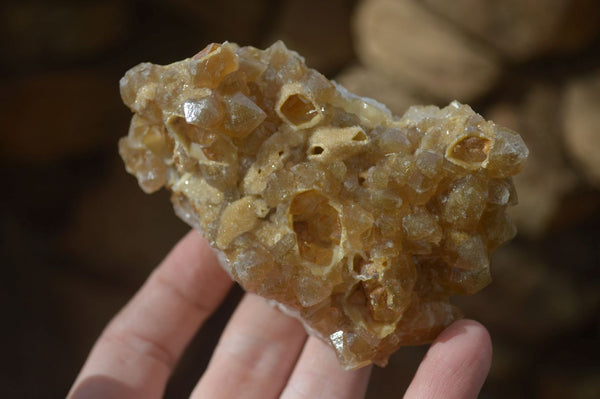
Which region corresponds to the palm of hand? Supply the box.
[69,230,492,399]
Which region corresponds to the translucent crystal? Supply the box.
[119,41,528,369]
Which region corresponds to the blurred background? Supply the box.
[2,0,599,397]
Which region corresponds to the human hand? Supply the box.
[68,230,492,399]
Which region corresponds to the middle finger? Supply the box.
[191,293,307,399]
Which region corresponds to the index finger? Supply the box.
[68,230,233,399]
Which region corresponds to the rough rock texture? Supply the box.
[119,42,528,369]
[335,65,424,117]
[353,0,500,102]
[486,84,578,238]
[421,0,600,61]
[563,71,600,188]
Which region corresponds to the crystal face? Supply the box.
[119,41,528,369]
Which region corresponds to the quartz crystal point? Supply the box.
[119,41,528,369]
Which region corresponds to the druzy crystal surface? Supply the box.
[119,41,528,369]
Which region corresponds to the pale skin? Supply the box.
[68,230,492,399]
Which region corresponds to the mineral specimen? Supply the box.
[119,41,528,369]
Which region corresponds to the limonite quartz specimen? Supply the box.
[119,41,528,369]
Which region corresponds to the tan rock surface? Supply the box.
[421,0,600,61]
[423,0,598,61]
[486,84,579,238]
[563,71,600,188]
[353,0,500,102]
[335,65,425,117]
[119,42,528,368]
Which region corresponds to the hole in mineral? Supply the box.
[352,254,365,275]
[311,146,324,155]
[280,93,319,126]
[450,136,491,164]
[290,190,341,266]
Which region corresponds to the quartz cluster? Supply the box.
[119,41,528,369]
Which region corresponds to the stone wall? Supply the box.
[2,0,598,397]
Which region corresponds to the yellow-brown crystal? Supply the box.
[119,41,528,369]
